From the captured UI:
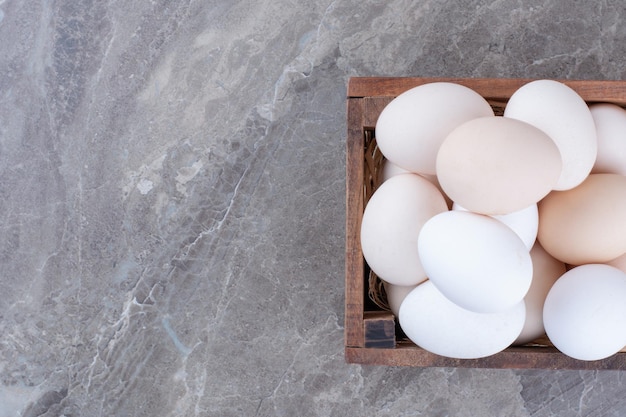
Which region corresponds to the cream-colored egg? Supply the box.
[543,264,626,361]
[399,281,526,359]
[375,82,494,175]
[382,281,418,317]
[361,173,448,286]
[436,116,561,215]
[590,103,626,176]
[453,202,538,250]
[607,252,626,274]
[513,242,565,345]
[417,210,532,313]
[538,173,626,265]
[504,79,597,191]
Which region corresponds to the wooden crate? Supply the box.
[345,77,626,369]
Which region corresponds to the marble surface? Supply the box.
[2,0,626,416]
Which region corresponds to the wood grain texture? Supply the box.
[345,345,626,370]
[345,98,365,349]
[362,97,392,128]
[345,76,626,369]
[347,77,626,106]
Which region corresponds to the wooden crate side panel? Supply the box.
[345,346,626,370]
[362,97,393,128]
[345,97,366,349]
[348,77,626,107]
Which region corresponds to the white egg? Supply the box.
[543,264,626,361]
[417,210,532,313]
[590,103,626,176]
[453,202,538,250]
[361,173,448,286]
[382,159,453,209]
[513,242,565,345]
[381,159,410,181]
[382,281,418,317]
[375,82,494,175]
[504,79,597,191]
[399,281,526,359]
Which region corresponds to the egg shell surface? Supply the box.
[538,173,626,265]
[607,252,626,274]
[453,202,538,250]
[375,82,494,175]
[503,79,597,191]
[399,281,526,359]
[436,116,561,215]
[382,159,453,209]
[513,242,565,345]
[543,264,626,361]
[417,210,533,313]
[361,173,448,286]
[381,158,410,181]
[590,103,626,176]
[383,281,418,317]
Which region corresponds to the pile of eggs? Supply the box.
[360,79,626,361]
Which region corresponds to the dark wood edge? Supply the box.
[345,346,626,370]
[345,97,365,348]
[347,77,626,106]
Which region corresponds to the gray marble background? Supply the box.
[1,0,626,416]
